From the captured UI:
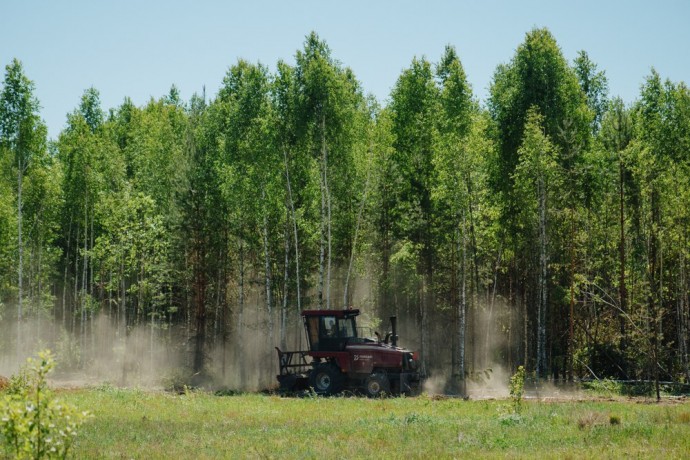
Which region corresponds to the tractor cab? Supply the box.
[302,309,361,352]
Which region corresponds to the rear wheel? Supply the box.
[365,372,390,398]
[309,363,344,395]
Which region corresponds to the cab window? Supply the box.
[320,316,337,338]
[337,318,356,339]
[307,316,320,350]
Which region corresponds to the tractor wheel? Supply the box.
[365,372,390,398]
[309,363,344,395]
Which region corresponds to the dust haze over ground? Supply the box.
[418,297,586,400]
[1,274,582,399]
[0,272,381,391]
[0,307,303,391]
[0,311,187,389]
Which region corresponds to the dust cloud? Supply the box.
[0,268,580,399]
[0,311,187,389]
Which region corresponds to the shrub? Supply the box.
[0,350,91,459]
[509,366,525,415]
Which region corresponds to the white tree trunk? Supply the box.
[281,215,289,350]
[17,160,23,361]
[318,161,326,309]
[283,148,301,312]
[262,196,274,359]
[344,147,372,307]
[420,276,429,377]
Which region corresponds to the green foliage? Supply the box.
[574,50,609,134]
[0,58,45,165]
[0,350,91,459]
[509,365,526,414]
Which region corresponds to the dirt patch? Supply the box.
[0,375,9,391]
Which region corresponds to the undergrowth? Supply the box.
[0,350,91,459]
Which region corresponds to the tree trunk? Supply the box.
[238,241,246,386]
[318,159,326,309]
[648,187,661,401]
[72,225,79,336]
[485,245,502,367]
[344,147,372,307]
[619,159,628,350]
[457,210,467,395]
[321,114,332,309]
[537,175,548,379]
[193,236,206,375]
[568,208,575,381]
[16,160,23,361]
[81,195,88,360]
[281,214,289,350]
[283,148,301,312]
[262,195,274,372]
[120,257,127,384]
[680,234,689,382]
[420,274,429,376]
[62,216,72,330]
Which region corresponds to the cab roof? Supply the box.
[301,309,360,318]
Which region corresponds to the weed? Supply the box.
[182,385,197,398]
[609,414,621,425]
[0,350,92,459]
[509,366,526,415]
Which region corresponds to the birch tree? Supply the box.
[514,108,560,379]
[0,59,46,358]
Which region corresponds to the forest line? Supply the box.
[1,28,689,393]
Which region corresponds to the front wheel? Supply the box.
[365,372,390,398]
[309,363,344,395]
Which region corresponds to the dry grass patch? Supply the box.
[577,411,607,429]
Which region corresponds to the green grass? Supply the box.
[60,388,690,459]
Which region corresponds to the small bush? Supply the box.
[609,414,621,425]
[509,366,526,414]
[0,350,91,459]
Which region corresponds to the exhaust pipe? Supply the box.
[390,316,398,348]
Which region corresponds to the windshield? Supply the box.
[337,317,356,339]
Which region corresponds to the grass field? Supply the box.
[58,387,690,459]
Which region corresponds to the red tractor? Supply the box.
[275,308,421,397]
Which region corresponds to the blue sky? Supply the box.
[2,0,689,139]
